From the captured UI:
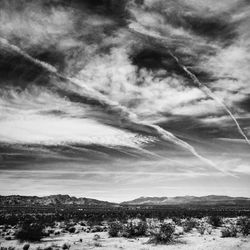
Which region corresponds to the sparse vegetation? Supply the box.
[207,226,213,235]
[43,247,53,250]
[108,221,123,237]
[237,217,250,236]
[23,244,30,250]
[221,225,237,238]
[123,219,147,238]
[67,227,75,234]
[182,218,197,233]
[149,223,175,244]
[91,225,104,233]
[0,205,250,249]
[197,224,206,235]
[93,234,101,241]
[61,243,70,250]
[209,216,223,228]
[15,222,44,242]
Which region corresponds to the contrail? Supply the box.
[0,37,232,175]
[129,25,250,146]
[168,51,250,145]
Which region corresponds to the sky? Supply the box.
[0,0,250,202]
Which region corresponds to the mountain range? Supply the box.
[0,195,250,207]
[122,195,250,206]
[0,195,114,207]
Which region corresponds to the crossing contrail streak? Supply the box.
[129,25,250,146]
[0,37,233,175]
[168,51,250,146]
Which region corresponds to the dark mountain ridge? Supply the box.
[0,194,115,207]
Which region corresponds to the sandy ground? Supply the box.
[1,229,250,250]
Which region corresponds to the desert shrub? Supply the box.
[42,231,50,237]
[23,244,30,250]
[47,229,54,234]
[182,218,197,232]
[174,225,184,236]
[80,222,87,226]
[43,247,53,250]
[149,223,175,244]
[172,217,181,226]
[207,226,213,235]
[67,227,75,234]
[93,242,102,247]
[108,221,123,237]
[16,223,44,242]
[93,234,101,241]
[87,218,103,227]
[221,225,237,238]
[61,243,70,250]
[91,226,103,233]
[237,217,250,236]
[197,224,206,235]
[208,216,222,228]
[123,220,147,238]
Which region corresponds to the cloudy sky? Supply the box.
[0,0,250,202]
